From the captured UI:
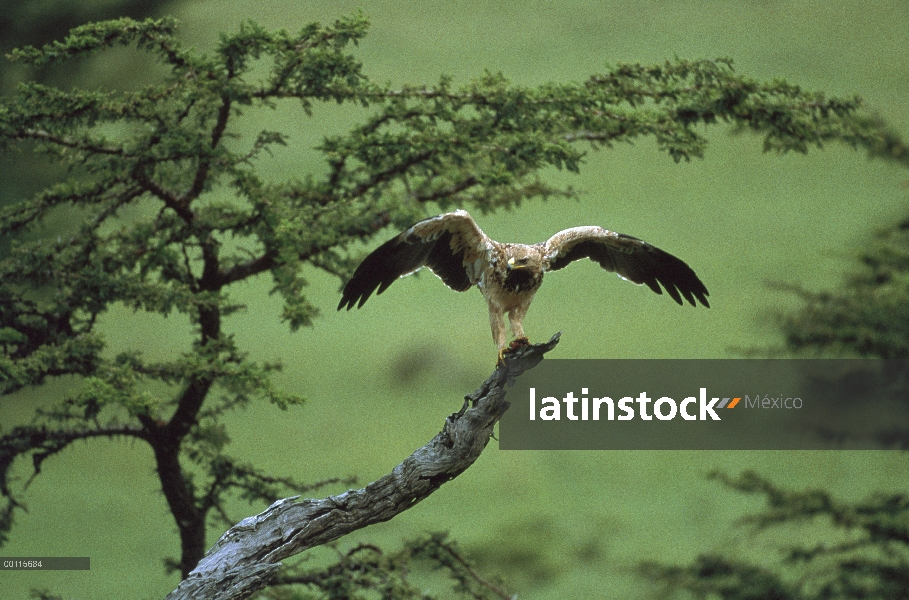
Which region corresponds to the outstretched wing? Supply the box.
[338,210,492,310]
[542,226,710,307]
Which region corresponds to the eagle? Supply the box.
[338,210,709,360]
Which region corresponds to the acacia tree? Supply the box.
[0,13,901,599]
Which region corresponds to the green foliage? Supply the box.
[0,11,903,592]
[778,217,909,358]
[642,471,909,600]
[8,17,184,66]
[266,533,511,600]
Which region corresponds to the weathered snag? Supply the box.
[164,333,561,600]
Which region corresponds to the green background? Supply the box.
[2,1,908,598]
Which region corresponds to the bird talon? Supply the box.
[496,348,509,367]
[510,336,530,350]
[496,337,531,366]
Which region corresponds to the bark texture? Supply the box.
[164,333,561,600]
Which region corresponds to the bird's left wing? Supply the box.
[338,210,492,310]
[542,226,710,307]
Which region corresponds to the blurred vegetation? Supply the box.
[643,469,909,600]
[0,0,173,89]
[642,121,909,598]
[0,9,907,600]
[0,0,174,213]
[778,214,909,358]
[265,533,513,600]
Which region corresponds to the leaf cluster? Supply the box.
[266,533,510,600]
[777,216,909,358]
[641,470,909,599]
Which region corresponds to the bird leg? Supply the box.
[507,304,531,348]
[490,306,510,365]
[489,306,507,350]
[494,305,534,365]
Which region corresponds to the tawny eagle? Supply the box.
[338,210,709,357]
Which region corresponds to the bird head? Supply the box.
[505,247,542,272]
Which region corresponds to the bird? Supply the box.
[338,210,709,361]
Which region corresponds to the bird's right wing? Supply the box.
[338,210,492,310]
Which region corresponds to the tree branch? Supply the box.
[217,250,278,287]
[0,423,146,509]
[15,128,127,155]
[345,149,434,200]
[163,333,561,600]
[134,168,194,221]
[181,95,232,204]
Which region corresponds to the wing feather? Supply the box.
[542,226,709,307]
[338,210,491,310]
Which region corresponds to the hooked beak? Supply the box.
[507,257,526,270]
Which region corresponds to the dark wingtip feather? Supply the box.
[647,246,710,309]
[643,278,663,296]
[679,283,710,308]
[337,291,364,311]
[670,281,710,308]
[662,281,684,305]
[337,290,355,310]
